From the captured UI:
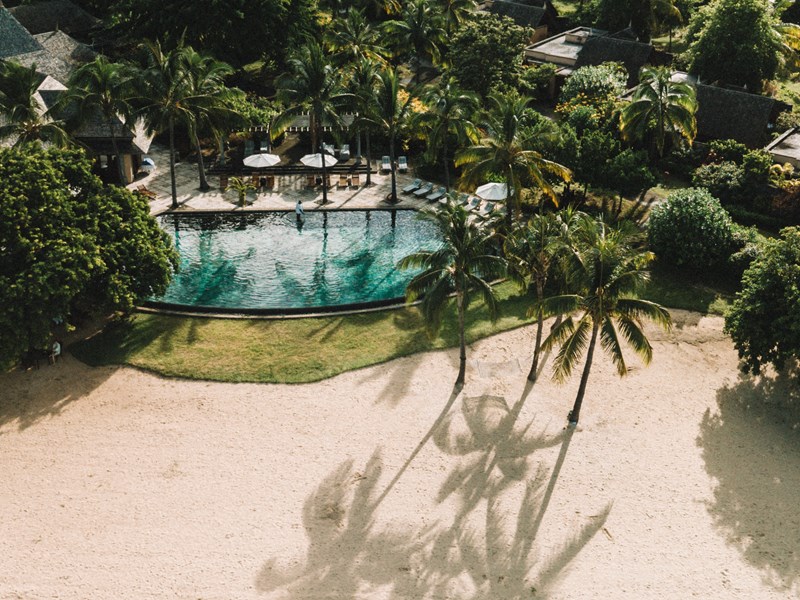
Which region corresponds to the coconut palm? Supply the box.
[456,93,571,222]
[273,41,351,204]
[399,201,506,387]
[412,78,478,191]
[436,0,475,33]
[382,0,445,84]
[541,218,672,426]
[369,67,413,202]
[227,176,255,207]
[348,58,381,185]
[324,8,387,67]
[0,61,70,147]
[68,56,135,184]
[136,40,194,209]
[619,65,697,158]
[180,47,242,191]
[504,209,590,382]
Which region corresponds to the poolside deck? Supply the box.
[130,145,433,215]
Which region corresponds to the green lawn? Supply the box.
[71,274,733,384]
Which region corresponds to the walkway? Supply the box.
[128,145,431,215]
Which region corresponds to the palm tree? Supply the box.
[382,0,445,84]
[0,61,70,147]
[136,40,193,209]
[227,176,255,207]
[180,47,242,191]
[68,56,135,184]
[436,0,475,34]
[369,67,413,202]
[273,41,351,204]
[541,218,672,426]
[399,201,506,387]
[412,78,478,191]
[619,66,697,158]
[324,8,387,67]
[456,93,571,222]
[348,58,381,185]
[504,209,590,382]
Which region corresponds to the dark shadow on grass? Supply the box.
[698,369,800,592]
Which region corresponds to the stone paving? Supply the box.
[129,144,434,215]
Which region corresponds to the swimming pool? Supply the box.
[150,210,442,314]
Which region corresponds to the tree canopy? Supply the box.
[724,227,800,375]
[0,146,177,367]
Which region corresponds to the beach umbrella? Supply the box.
[475,182,510,201]
[141,156,155,173]
[244,153,281,168]
[300,153,338,168]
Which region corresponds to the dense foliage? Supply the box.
[648,188,737,269]
[725,227,800,374]
[0,146,177,367]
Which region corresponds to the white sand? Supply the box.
[1,311,798,599]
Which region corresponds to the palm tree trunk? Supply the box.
[366,130,372,185]
[527,281,545,382]
[108,117,126,185]
[389,130,398,202]
[194,131,210,191]
[168,116,178,209]
[442,141,450,192]
[319,125,329,204]
[456,291,466,387]
[569,321,599,425]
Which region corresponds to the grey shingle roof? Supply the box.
[8,31,95,84]
[575,36,653,86]
[8,0,99,35]
[487,1,545,28]
[694,84,778,148]
[0,8,42,59]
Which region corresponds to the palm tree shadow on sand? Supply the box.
[698,369,800,593]
[255,383,612,598]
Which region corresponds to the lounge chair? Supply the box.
[338,173,349,188]
[259,139,270,152]
[457,193,470,206]
[468,197,481,210]
[265,175,275,189]
[323,143,335,156]
[306,175,317,188]
[381,156,391,172]
[251,175,260,189]
[402,178,422,193]
[136,185,157,199]
[413,182,433,197]
[426,186,446,202]
[351,173,360,187]
[340,144,350,161]
[398,156,408,173]
[244,140,254,157]
[479,202,495,216]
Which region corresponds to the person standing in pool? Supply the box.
[295,199,305,231]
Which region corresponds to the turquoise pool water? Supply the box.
[153,210,441,312]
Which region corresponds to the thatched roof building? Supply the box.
[8,0,99,36]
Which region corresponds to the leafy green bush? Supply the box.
[692,161,745,202]
[708,138,748,163]
[648,187,737,269]
[742,149,773,186]
[517,62,557,100]
[559,63,627,104]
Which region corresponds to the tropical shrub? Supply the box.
[558,63,627,105]
[691,161,746,202]
[648,187,737,269]
[742,149,773,186]
[708,138,748,163]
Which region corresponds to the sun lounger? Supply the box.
[351,173,360,187]
[338,173,349,188]
[398,156,408,173]
[323,143,335,156]
[259,139,270,152]
[340,144,350,161]
[413,182,433,197]
[306,175,317,188]
[381,156,391,172]
[426,186,446,202]
[135,185,157,199]
[479,201,495,216]
[266,175,275,189]
[457,193,470,206]
[251,175,260,189]
[468,197,481,210]
[402,178,422,193]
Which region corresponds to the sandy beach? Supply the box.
[1,310,798,599]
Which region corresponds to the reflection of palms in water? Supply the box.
[173,231,255,305]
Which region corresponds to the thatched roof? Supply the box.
[8,31,95,83]
[575,36,653,86]
[487,0,545,28]
[694,84,779,148]
[8,0,99,35]
[0,8,41,59]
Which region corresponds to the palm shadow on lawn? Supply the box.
[256,382,612,598]
[698,369,800,592]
